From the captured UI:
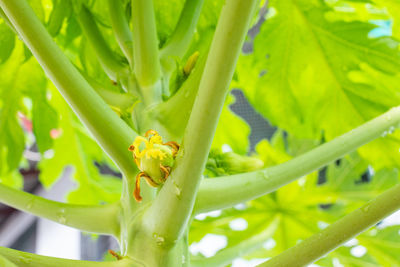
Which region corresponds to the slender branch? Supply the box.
[0,246,135,267]
[160,0,205,73]
[143,0,259,247]
[131,0,161,88]
[191,216,280,267]
[194,106,400,214]
[107,0,134,67]
[0,0,138,176]
[77,5,129,83]
[262,182,400,266]
[0,183,120,236]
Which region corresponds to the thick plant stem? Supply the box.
[0,247,135,267]
[107,0,134,66]
[194,106,400,214]
[0,0,138,176]
[191,216,280,267]
[0,183,120,236]
[135,0,259,262]
[160,0,205,72]
[77,5,129,83]
[262,182,400,266]
[131,0,161,91]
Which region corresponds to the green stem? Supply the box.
[0,247,135,267]
[77,5,129,83]
[82,73,136,110]
[153,47,208,139]
[0,183,120,236]
[47,0,70,37]
[191,216,280,267]
[160,0,205,73]
[131,0,161,89]
[107,0,134,66]
[262,182,400,267]
[194,106,400,214]
[141,0,258,251]
[0,0,138,176]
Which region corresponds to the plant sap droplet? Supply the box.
[26,199,35,210]
[19,254,33,264]
[153,233,165,246]
[258,170,269,180]
[388,126,395,134]
[361,204,370,213]
[57,208,67,224]
[381,131,388,137]
[173,180,182,199]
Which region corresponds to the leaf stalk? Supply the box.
[195,106,400,213]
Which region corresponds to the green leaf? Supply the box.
[32,99,58,153]
[317,246,380,267]
[212,92,250,155]
[359,226,400,265]
[39,88,121,204]
[235,0,400,169]
[13,56,59,154]
[316,154,399,208]
[154,0,185,47]
[374,0,400,39]
[0,170,23,189]
[0,45,25,178]
[0,22,15,64]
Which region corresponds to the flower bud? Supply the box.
[206,149,264,176]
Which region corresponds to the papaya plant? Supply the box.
[1,0,400,266]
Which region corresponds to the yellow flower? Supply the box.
[128,129,180,202]
[130,131,166,161]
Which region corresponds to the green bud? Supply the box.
[206,149,264,176]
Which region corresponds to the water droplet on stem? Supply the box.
[361,204,370,213]
[57,208,67,224]
[173,180,182,199]
[258,170,269,180]
[184,90,190,98]
[26,199,35,210]
[153,233,165,246]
